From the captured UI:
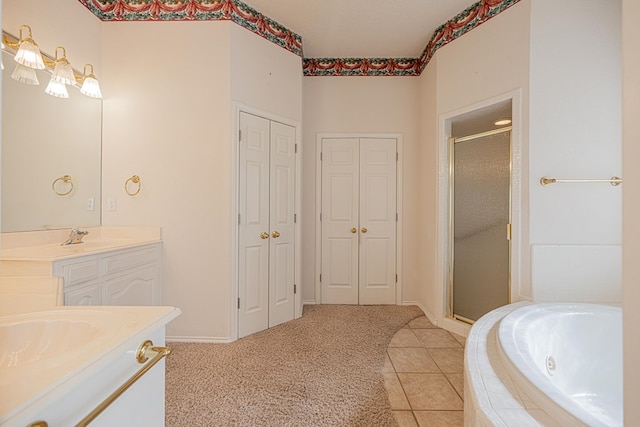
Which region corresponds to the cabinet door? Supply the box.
[102,267,159,306]
[65,282,101,306]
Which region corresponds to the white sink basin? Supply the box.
[0,310,117,369]
[0,306,181,425]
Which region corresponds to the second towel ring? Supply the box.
[52,175,73,196]
[125,175,141,196]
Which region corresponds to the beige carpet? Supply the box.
[165,304,423,426]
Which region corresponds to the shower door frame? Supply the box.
[436,91,525,334]
[448,127,513,324]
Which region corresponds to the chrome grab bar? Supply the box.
[74,340,172,426]
[540,176,622,186]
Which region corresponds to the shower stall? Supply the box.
[449,127,511,323]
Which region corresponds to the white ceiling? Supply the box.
[242,0,478,58]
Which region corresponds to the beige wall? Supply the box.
[101,20,303,341]
[416,57,438,315]
[230,24,303,123]
[529,0,622,304]
[101,21,234,340]
[417,1,531,321]
[622,0,640,424]
[301,76,420,304]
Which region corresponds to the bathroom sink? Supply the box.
[1,239,151,260]
[59,239,135,251]
[0,310,119,371]
[0,306,181,425]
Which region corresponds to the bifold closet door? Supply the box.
[358,138,397,305]
[268,121,296,328]
[238,112,295,338]
[321,139,360,304]
[321,137,397,305]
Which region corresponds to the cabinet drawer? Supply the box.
[102,246,159,276]
[58,259,100,288]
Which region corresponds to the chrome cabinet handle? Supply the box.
[260,232,269,239]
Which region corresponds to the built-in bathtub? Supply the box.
[464,302,622,427]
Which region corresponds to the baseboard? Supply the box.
[167,335,232,343]
[402,300,438,325]
[439,317,471,338]
[303,299,317,305]
[401,301,470,337]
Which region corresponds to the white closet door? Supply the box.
[320,137,397,305]
[238,112,270,338]
[359,138,397,304]
[268,121,296,327]
[321,138,360,304]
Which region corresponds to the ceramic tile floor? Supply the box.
[384,316,467,427]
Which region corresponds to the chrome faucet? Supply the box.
[61,227,89,245]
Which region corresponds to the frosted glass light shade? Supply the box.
[11,63,39,85]
[80,65,102,99]
[51,60,76,85]
[80,76,102,99]
[14,39,45,69]
[45,78,69,98]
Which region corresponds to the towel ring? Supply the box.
[125,175,141,196]
[52,175,73,196]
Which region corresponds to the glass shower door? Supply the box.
[451,130,511,322]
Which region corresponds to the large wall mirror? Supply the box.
[1,49,102,232]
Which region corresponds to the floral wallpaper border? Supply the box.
[303,0,522,76]
[80,0,521,77]
[78,0,304,57]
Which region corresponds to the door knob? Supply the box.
[272,231,281,238]
[260,232,269,239]
[361,227,368,233]
[351,227,357,234]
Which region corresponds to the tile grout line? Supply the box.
[388,320,466,426]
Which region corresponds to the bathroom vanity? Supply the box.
[0,227,162,307]
[0,227,177,426]
[0,306,180,426]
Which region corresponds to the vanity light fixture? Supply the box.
[50,47,75,85]
[494,117,512,126]
[3,26,104,99]
[45,46,74,98]
[13,24,45,70]
[80,64,103,99]
[45,78,69,98]
[11,62,40,85]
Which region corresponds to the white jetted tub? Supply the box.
[464,302,622,426]
[498,303,622,426]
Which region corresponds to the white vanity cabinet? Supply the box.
[0,306,181,426]
[54,243,162,306]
